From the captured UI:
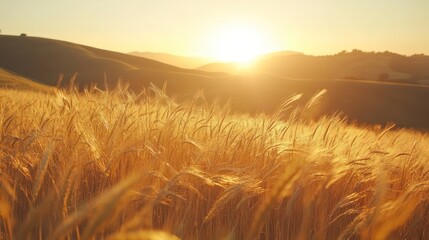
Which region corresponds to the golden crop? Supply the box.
[1,85,428,239]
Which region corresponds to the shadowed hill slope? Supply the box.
[1,35,429,129]
[234,75,429,129]
[0,35,228,89]
[0,68,53,91]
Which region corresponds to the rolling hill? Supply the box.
[0,35,229,91]
[197,51,303,74]
[198,50,429,85]
[129,51,214,69]
[1,35,429,129]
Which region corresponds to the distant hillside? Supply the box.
[256,50,304,60]
[199,50,429,85]
[0,35,228,91]
[129,51,213,69]
[1,35,429,129]
[196,62,242,74]
[197,51,302,74]
[0,67,52,91]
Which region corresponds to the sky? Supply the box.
[1,0,429,58]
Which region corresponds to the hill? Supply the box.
[0,35,228,90]
[129,51,214,69]
[199,50,429,85]
[256,50,303,60]
[196,62,243,74]
[0,67,52,91]
[1,35,429,129]
[197,51,303,74]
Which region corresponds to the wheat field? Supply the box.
[0,84,428,240]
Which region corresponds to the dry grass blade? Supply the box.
[56,73,64,88]
[371,195,422,240]
[305,89,327,110]
[16,193,57,240]
[276,93,303,115]
[0,177,16,200]
[377,123,396,140]
[0,198,14,239]
[107,230,181,240]
[0,177,16,239]
[247,157,305,239]
[32,144,54,203]
[47,202,91,240]
[204,184,244,223]
[118,203,154,232]
[81,175,142,240]
[49,175,141,240]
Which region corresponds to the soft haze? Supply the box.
[1,0,429,58]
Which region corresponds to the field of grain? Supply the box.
[1,85,429,240]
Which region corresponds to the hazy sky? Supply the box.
[1,0,429,57]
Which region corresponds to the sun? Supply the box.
[210,24,273,64]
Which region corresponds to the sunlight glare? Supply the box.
[210,24,273,64]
